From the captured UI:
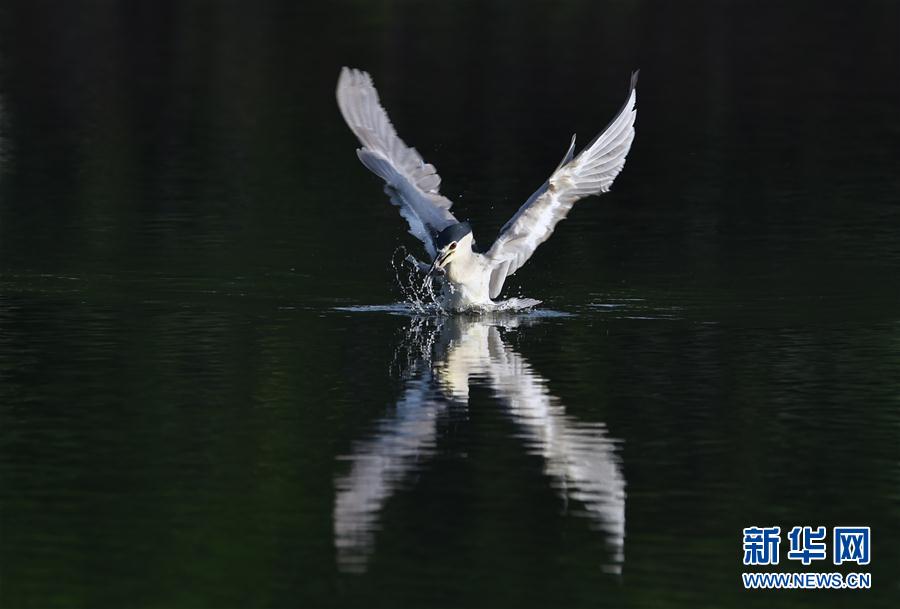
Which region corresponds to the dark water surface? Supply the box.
[1,1,899,608]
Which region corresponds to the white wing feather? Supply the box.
[336,67,457,258]
[486,73,639,298]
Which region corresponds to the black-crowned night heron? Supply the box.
[337,67,638,311]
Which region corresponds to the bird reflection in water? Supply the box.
[333,315,625,574]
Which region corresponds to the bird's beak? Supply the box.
[430,250,453,274]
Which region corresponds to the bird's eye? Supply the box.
[449,242,457,250]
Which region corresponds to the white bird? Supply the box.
[336,67,638,311]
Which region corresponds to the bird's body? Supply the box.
[336,67,638,312]
[439,240,492,309]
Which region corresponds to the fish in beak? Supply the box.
[429,242,457,274]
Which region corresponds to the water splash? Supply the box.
[389,315,443,379]
[390,247,444,314]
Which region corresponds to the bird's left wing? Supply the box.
[337,67,457,259]
[485,72,638,298]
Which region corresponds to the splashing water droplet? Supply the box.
[391,247,445,314]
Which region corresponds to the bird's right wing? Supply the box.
[485,72,638,297]
[337,67,457,259]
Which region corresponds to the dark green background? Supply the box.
[1,1,898,607]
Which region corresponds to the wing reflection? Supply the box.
[333,315,625,574]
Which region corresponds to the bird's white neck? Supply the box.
[441,250,493,311]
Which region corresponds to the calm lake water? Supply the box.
[1,1,899,608]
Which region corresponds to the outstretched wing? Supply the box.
[337,67,457,259]
[485,72,638,298]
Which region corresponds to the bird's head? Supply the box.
[431,222,474,272]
